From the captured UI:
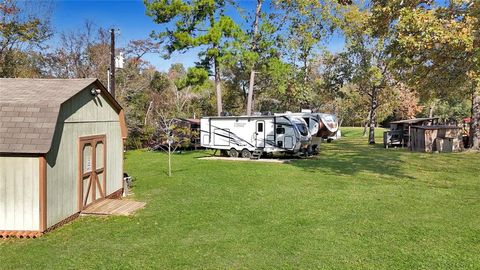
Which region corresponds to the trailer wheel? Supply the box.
[241,149,252,159]
[229,148,239,158]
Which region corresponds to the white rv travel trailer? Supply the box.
[200,115,311,158]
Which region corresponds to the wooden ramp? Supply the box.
[82,199,146,216]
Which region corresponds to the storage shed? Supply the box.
[383,117,438,148]
[0,78,127,238]
[410,125,463,152]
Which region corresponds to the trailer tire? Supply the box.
[241,149,252,159]
[229,148,239,158]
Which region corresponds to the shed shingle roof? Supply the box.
[0,78,99,154]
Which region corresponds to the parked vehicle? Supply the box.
[200,115,311,158]
[275,110,339,152]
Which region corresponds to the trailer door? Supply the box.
[256,120,265,148]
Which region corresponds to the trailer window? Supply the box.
[257,122,264,132]
[303,117,310,127]
[295,123,309,136]
[276,127,285,134]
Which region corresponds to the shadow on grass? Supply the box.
[289,128,415,180]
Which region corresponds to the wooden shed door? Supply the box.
[79,135,106,210]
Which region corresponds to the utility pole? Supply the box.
[110,29,116,98]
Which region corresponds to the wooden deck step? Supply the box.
[82,198,146,216]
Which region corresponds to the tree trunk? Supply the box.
[362,109,371,137]
[368,89,378,144]
[247,70,256,116]
[241,82,248,102]
[246,0,262,116]
[470,86,480,150]
[428,100,436,126]
[362,121,368,137]
[214,56,223,116]
[303,57,308,84]
[168,142,172,177]
[428,100,436,118]
[144,100,153,126]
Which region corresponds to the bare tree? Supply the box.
[156,115,181,177]
[0,0,53,77]
[42,20,110,81]
[124,38,161,67]
[151,83,197,176]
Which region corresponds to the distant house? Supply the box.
[0,78,127,238]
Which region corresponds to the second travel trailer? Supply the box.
[275,110,339,153]
[200,115,311,158]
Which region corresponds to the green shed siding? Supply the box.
[46,88,123,227]
[0,157,39,231]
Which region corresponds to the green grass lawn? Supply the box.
[1,128,479,269]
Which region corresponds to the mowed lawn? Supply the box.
[1,128,479,269]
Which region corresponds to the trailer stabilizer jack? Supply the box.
[250,149,263,160]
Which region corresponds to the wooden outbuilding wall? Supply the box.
[0,156,40,231]
[411,126,463,152]
[45,87,124,227]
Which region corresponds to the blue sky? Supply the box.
[51,0,345,71]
